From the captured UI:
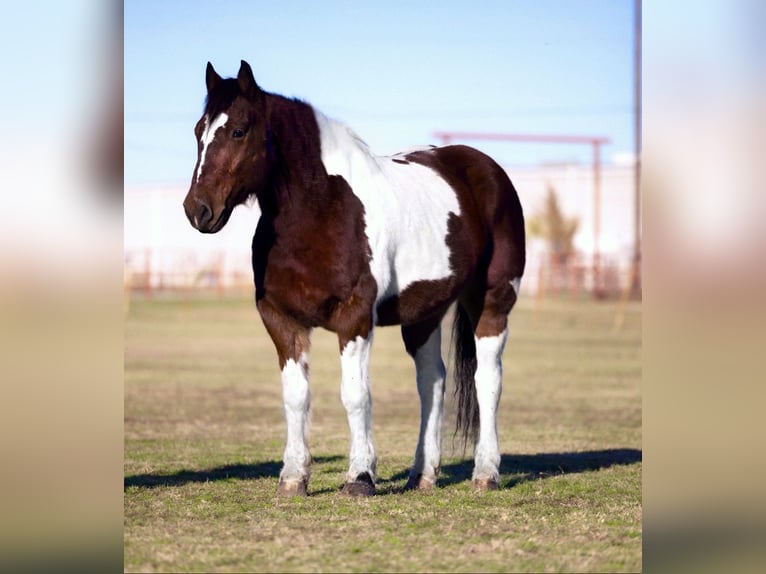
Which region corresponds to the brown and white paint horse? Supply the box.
[183,61,525,496]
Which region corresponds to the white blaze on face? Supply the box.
[196,113,229,183]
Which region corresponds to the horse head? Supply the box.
[184,60,271,233]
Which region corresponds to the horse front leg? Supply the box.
[257,300,312,496]
[338,329,377,497]
[278,348,312,496]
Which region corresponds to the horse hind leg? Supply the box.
[401,315,447,491]
[472,321,509,490]
[459,276,520,490]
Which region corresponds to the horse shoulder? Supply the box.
[253,179,377,329]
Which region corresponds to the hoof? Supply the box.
[340,472,375,497]
[473,477,500,491]
[404,473,437,492]
[277,478,307,497]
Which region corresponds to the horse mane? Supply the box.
[202,78,382,209]
[204,79,240,119]
[312,109,382,176]
[257,94,331,209]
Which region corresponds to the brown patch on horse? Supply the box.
[405,145,525,278]
[256,299,311,369]
[400,314,446,357]
[406,145,525,319]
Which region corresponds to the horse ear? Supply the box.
[237,60,260,95]
[206,62,222,93]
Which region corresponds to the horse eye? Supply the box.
[232,129,245,139]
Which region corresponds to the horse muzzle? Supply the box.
[183,196,219,233]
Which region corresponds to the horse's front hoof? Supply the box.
[473,477,500,491]
[340,472,375,497]
[277,478,308,497]
[404,473,436,492]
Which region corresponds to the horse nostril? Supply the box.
[195,202,212,227]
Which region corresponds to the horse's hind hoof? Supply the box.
[277,478,308,497]
[340,472,375,497]
[473,477,500,491]
[404,473,436,492]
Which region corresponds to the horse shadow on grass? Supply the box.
[381,447,642,491]
[125,449,641,493]
[124,455,343,490]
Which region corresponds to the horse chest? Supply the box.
[254,224,374,328]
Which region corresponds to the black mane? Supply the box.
[204,78,240,118]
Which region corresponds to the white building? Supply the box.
[125,161,639,295]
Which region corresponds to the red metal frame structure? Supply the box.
[632,0,642,295]
[432,131,610,295]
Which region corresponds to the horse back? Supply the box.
[406,144,526,283]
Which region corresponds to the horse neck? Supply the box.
[258,93,327,218]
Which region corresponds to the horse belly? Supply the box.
[374,214,467,326]
[375,278,461,326]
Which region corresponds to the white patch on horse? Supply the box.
[280,352,311,481]
[314,111,461,305]
[473,328,509,482]
[412,325,445,483]
[339,334,377,481]
[510,276,521,296]
[196,112,229,183]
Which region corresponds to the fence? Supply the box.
[125,161,641,301]
[124,246,637,301]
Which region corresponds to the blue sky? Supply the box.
[125,0,636,186]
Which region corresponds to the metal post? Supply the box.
[632,0,642,296]
[593,140,602,297]
[144,247,152,299]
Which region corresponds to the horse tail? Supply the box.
[452,302,479,450]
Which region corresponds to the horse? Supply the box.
[183,60,525,497]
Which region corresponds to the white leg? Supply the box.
[279,352,311,487]
[409,326,445,488]
[473,328,509,484]
[340,334,377,485]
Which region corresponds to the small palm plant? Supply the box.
[527,184,580,264]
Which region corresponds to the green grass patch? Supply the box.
[125,295,641,572]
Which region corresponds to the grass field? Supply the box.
[124,294,641,572]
